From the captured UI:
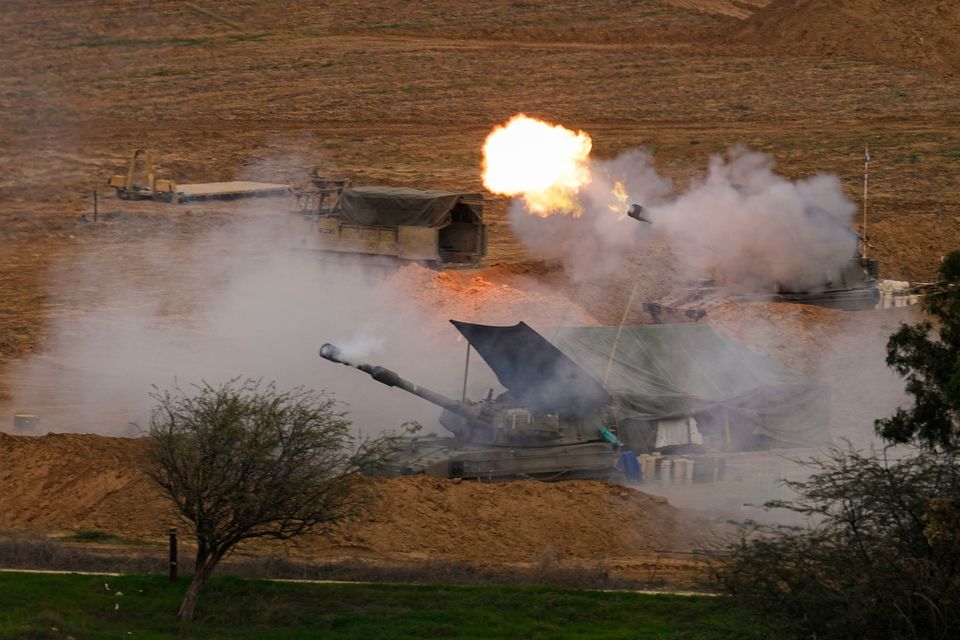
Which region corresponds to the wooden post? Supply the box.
[169,527,178,583]
[92,189,98,222]
[862,145,870,258]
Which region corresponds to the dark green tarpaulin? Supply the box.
[450,320,611,417]
[450,320,829,448]
[552,324,829,447]
[338,186,464,227]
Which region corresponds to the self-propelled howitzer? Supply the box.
[626,201,880,313]
[319,342,623,480]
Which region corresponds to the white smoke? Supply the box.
[509,148,672,283]
[334,330,386,367]
[2,197,478,437]
[649,146,858,292]
[509,145,858,291]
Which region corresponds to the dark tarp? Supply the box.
[452,321,829,447]
[337,186,465,227]
[552,324,828,446]
[450,320,611,417]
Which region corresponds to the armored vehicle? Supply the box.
[320,322,623,481]
[627,204,881,319]
[292,177,486,267]
[320,320,830,482]
[772,255,879,309]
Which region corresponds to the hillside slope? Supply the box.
[730,0,960,75]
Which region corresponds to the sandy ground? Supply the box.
[1,0,958,365]
[0,0,957,584]
[0,432,715,586]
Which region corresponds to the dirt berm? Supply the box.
[0,433,711,578]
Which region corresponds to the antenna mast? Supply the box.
[862,144,870,258]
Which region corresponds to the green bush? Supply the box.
[718,446,960,639]
[719,250,960,639]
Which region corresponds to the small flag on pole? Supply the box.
[864,146,871,163]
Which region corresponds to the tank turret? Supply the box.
[319,343,610,449]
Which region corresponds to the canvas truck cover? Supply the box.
[337,186,469,227]
[452,321,829,447]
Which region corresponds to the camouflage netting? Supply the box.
[453,321,829,448]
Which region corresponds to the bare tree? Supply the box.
[142,378,396,622]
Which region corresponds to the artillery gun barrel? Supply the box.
[320,343,464,414]
[626,203,651,224]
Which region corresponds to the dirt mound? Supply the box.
[0,433,169,537]
[321,475,705,564]
[729,0,960,75]
[386,264,598,329]
[0,434,707,570]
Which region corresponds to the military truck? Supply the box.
[292,176,486,267]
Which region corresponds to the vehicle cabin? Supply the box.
[292,183,486,267]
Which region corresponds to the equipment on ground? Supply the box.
[292,175,486,267]
[320,321,829,482]
[107,149,292,203]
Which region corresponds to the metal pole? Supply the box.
[604,281,639,386]
[92,189,98,222]
[862,145,869,258]
[461,343,471,402]
[169,527,178,583]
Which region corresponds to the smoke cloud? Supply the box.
[649,146,858,292]
[509,148,673,283]
[642,305,913,521]
[335,331,386,367]
[2,197,497,437]
[509,145,858,291]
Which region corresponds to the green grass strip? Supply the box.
[0,571,764,639]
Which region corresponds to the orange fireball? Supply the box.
[482,114,593,216]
